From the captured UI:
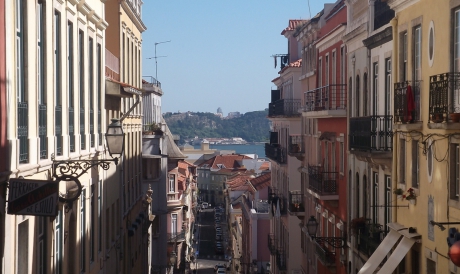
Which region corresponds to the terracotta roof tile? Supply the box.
[281,19,308,35]
[249,173,271,190]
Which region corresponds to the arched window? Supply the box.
[349,77,353,118]
[363,175,368,219]
[356,172,360,218]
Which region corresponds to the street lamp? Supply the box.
[52,118,124,203]
[306,216,347,248]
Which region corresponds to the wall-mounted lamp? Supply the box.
[430,220,460,267]
[52,119,124,203]
[306,216,347,248]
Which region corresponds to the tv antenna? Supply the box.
[146,40,171,81]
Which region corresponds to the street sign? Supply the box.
[7,178,59,216]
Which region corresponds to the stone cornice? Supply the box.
[387,0,420,13]
[77,1,91,16]
[97,19,109,31]
[68,0,79,5]
[121,0,147,32]
[363,26,393,49]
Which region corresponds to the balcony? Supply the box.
[276,249,287,271]
[303,84,347,117]
[288,135,304,160]
[268,187,287,216]
[265,143,286,164]
[142,124,162,158]
[314,241,336,266]
[288,190,305,216]
[354,222,384,257]
[268,99,301,117]
[167,231,186,242]
[394,80,422,123]
[429,72,460,126]
[143,76,163,94]
[105,49,119,81]
[349,116,392,152]
[307,165,338,200]
[267,234,277,255]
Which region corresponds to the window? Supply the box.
[38,217,46,274]
[413,25,422,121]
[385,58,391,116]
[454,10,460,110]
[81,189,86,272]
[400,32,408,81]
[385,175,391,227]
[451,144,460,199]
[38,2,47,159]
[17,0,28,163]
[171,214,177,235]
[98,180,102,252]
[339,141,344,173]
[169,175,175,192]
[90,184,95,262]
[54,10,62,156]
[356,173,360,218]
[373,63,378,115]
[97,43,102,145]
[356,75,360,117]
[318,57,322,87]
[363,73,368,116]
[399,139,406,184]
[340,46,346,85]
[89,37,94,147]
[332,51,336,85]
[79,30,85,150]
[325,54,329,86]
[55,211,63,274]
[373,172,379,224]
[68,21,75,152]
[412,140,419,188]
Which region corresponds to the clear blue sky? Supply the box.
[141,1,331,116]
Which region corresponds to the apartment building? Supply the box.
[0,0,7,271]
[267,19,306,274]
[2,0,111,273]
[341,0,396,272]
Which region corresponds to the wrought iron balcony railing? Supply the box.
[288,135,304,156]
[314,241,336,266]
[39,104,47,159]
[349,115,392,152]
[308,165,338,196]
[394,80,421,123]
[288,190,304,214]
[303,84,347,112]
[268,233,277,255]
[18,102,29,163]
[429,72,460,122]
[355,222,384,257]
[265,143,286,164]
[276,249,287,271]
[268,188,287,216]
[268,99,301,117]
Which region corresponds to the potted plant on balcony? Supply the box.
[431,107,444,123]
[393,188,404,199]
[449,107,460,122]
[403,188,417,205]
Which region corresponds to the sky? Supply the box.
[141,1,331,116]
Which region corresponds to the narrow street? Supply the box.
[192,206,230,273]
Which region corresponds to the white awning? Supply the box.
[358,229,403,274]
[377,236,416,274]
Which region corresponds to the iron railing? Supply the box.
[167,231,186,242]
[394,80,421,123]
[55,105,62,156]
[268,99,301,117]
[308,165,338,196]
[39,104,47,159]
[429,72,460,122]
[276,250,287,271]
[349,115,392,151]
[268,234,277,255]
[288,190,304,213]
[268,188,287,216]
[18,102,29,163]
[69,106,75,152]
[304,84,347,112]
[314,241,336,266]
[288,135,304,155]
[265,143,286,164]
[356,223,384,257]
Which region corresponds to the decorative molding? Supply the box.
[316,25,346,53]
[97,19,109,31]
[77,1,91,16]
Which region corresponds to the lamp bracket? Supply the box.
[51,153,118,180]
[312,236,347,248]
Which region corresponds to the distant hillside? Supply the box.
[164,110,270,142]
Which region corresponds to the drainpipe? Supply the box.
[391,16,398,223]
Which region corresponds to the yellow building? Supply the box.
[361,0,460,272]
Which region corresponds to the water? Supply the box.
[193,143,266,158]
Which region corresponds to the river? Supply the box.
[193,143,266,158]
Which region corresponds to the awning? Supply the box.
[105,79,142,98]
[358,229,402,274]
[378,237,415,274]
[358,223,420,274]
